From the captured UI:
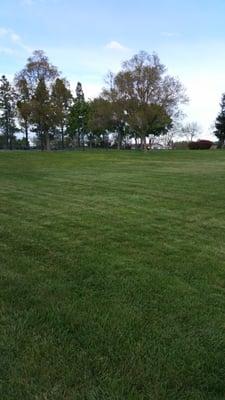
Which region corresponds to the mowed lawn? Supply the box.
[1,150,225,400]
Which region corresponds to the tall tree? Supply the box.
[0,75,17,149]
[76,81,85,101]
[88,98,114,148]
[16,77,31,149]
[51,78,72,149]
[15,50,59,150]
[103,51,187,113]
[31,78,53,150]
[128,102,172,149]
[15,50,59,94]
[214,94,225,147]
[102,51,188,148]
[112,102,130,150]
[67,82,89,148]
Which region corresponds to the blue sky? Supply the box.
[1,0,225,138]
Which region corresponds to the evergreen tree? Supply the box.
[67,82,89,148]
[88,98,114,148]
[51,78,72,149]
[0,75,17,149]
[15,50,59,150]
[16,77,31,149]
[76,82,84,101]
[31,78,53,150]
[214,94,225,147]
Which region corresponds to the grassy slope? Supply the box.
[0,150,225,400]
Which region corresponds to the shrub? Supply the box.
[174,141,189,150]
[188,140,213,150]
[198,140,213,149]
[188,141,199,150]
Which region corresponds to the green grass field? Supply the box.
[1,150,225,399]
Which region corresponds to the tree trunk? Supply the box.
[77,130,80,148]
[25,121,29,149]
[141,136,147,150]
[81,131,85,151]
[5,132,8,149]
[6,112,9,149]
[61,125,64,149]
[135,137,138,150]
[41,134,44,151]
[45,131,50,151]
[9,133,13,150]
[39,125,44,151]
[117,131,121,150]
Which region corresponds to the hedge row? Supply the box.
[188,140,213,150]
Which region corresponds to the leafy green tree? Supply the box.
[12,137,28,150]
[110,101,130,149]
[102,51,188,148]
[76,81,85,101]
[103,51,187,113]
[214,94,225,147]
[88,98,115,148]
[128,102,172,149]
[15,50,59,150]
[67,82,89,148]
[0,133,6,149]
[31,78,53,150]
[51,78,72,149]
[88,97,132,149]
[16,77,31,149]
[0,75,17,149]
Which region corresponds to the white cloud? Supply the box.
[11,33,21,43]
[0,27,32,54]
[105,40,129,51]
[0,28,8,38]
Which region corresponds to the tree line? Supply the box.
[0,49,193,150]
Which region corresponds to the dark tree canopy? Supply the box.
[214,94,225,147]
[76,82,85,101]
[31,78,53,150]
[0,75,17,149]
[16,77,31,149]
[51,78,72,148]
[67,82,89,148]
